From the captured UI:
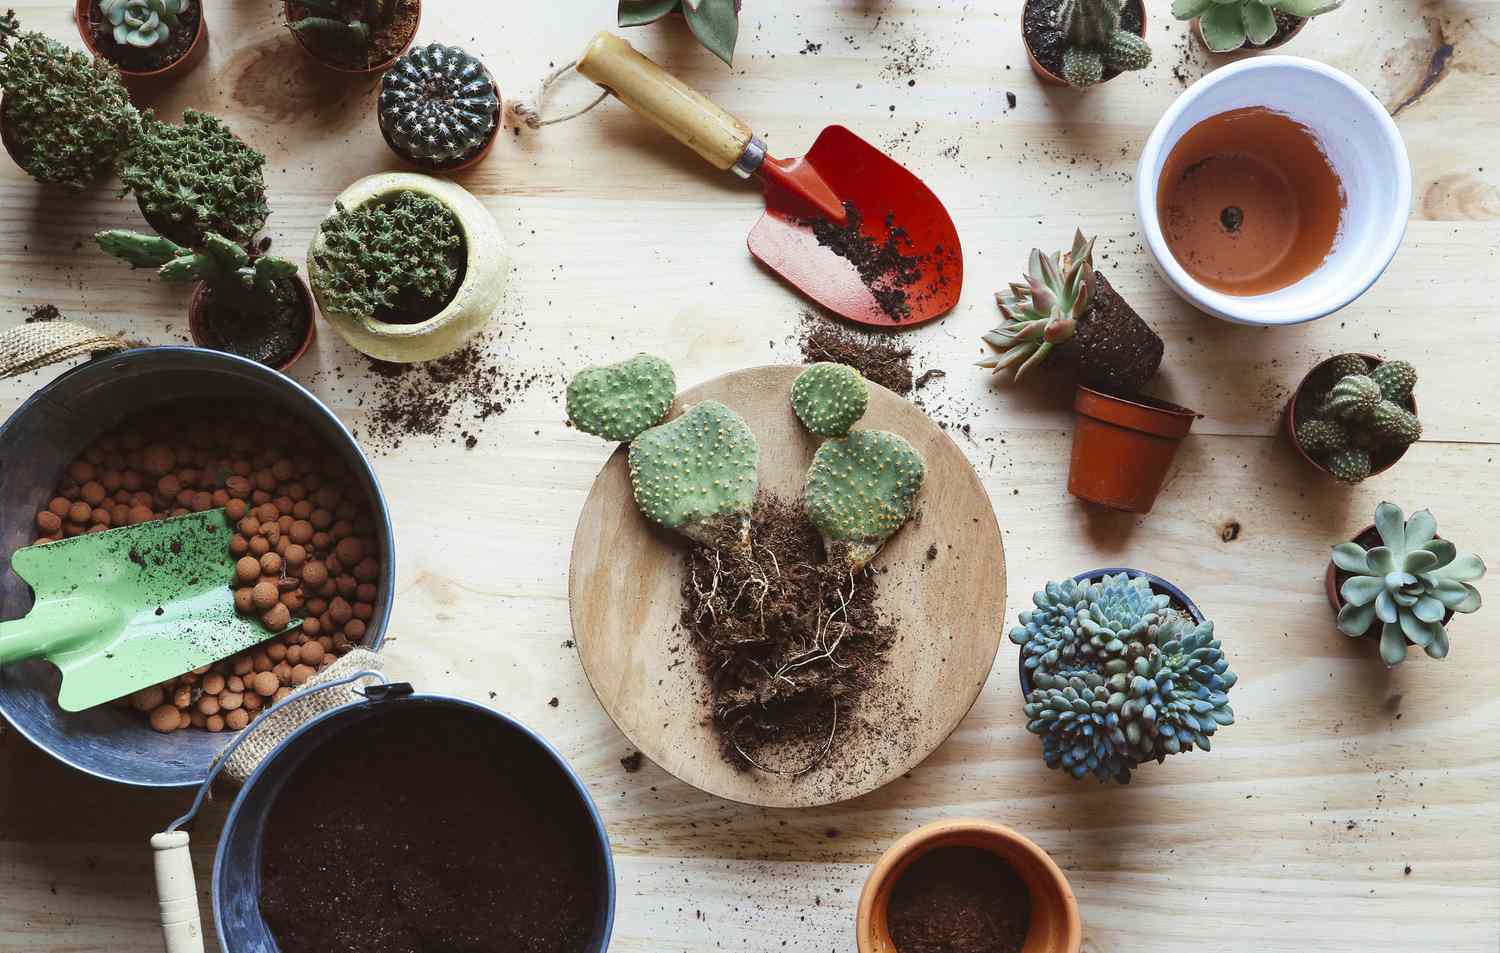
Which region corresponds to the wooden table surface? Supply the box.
[2,1,1497,951]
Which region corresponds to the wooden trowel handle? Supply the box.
[578,32,758,174]
[151,831,205,953]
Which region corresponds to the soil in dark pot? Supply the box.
[1022,0,1147,87]
[284,0,421,74]
[1285,353,1419,484]
[1068,387,1198,513]
[189,273,315,372]
[75,0,208,82]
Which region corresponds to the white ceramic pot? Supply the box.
[1136,56,1410,326]
[307,172,511,363]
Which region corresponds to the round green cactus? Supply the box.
[628,400,759,548]
[1367,400,1421,447]
[1327,447,1372,484]
[1321,374,1381,421]
[1370,360,1417,403]
[791,363,868,438]
[1323,353,1371,381]
[804,429,925,572]
[567,354,676,442]
[1295,418,1349,456]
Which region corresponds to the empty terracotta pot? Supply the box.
[1068,386,1199,513]
[857,818,1080,953]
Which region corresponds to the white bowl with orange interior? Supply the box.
[1136,56,1411,326]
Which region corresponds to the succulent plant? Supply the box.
[1105,615,1236,764]
[1366,400,1421,446]
[1370,360,1417,403]
[804,429,924,572]
[628,400,760,549]
[1295,356,1422,485]
[1332,503,1486,666]
[1321,374,1381,420]
[95,229,299,320]
[1023,671,1134,783]
[0,12,140,190]
[1173,0,1342,53]
[1294,418,1349,456]
[311,190,462,321]
[100,0,188,49]
[567,354,676,443]
[791,363,868,439]
[379,44,498,168]
[117,110,268,247]
[620,0,741,66]
[1054,0,1152,87]
[288,0,390,50]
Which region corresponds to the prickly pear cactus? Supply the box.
[804,429,925,572]
[379,44,499,167]
[1370,360,1417,403]
[628,401,759,548]
[567,354,676,442]
[791,363,868,438]
[1321,374,1381,421]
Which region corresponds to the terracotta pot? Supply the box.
[1285,354,1416,482]
[188,273,316,373]
[1324,525,1453,641]
[1023,0,1147,87]
[1068,386,1198,513]
[856,819,1080,953]
[1191,13,1307,54]
[377,80,500,173]
[75,0,209,83]
[283,0,420,76]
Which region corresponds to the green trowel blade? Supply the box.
[0,509,299,712]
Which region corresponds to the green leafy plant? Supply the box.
[288,0,390,49]
[117,110,269,246]
[629,400,760,549]
[1172,0,1341,52]
[804,429,925,572]
[1011,572,1236,783]
[379,44,497,167]
[567,354,676,442]
[100,0,188,49]
[0,11,140,190]
[94,229,299,319]
[1332,503,1485,666]
[1054,0,1152,87]
[791,363,868,439]
[310,190,462,321]
[619,0,740,66]
[1293,355,1421,485]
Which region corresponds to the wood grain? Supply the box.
[2,0,1498,950]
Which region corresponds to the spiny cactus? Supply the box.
[804,429,925,572]
[1055,0,1152,87]
[117,110,268,247]
[1322,374,1381,420]
[629,400,760,549]
[1174,0,1342,53]
[791,363,868,438]
[1366,400,1422,446]
[379,44,498,168]
[96,229,300,319]
[288,0,390,50]
[0,12,140,190]
[101,0,188,48]
[1320,353,1371,383]
[1295,356,1421,485]
[620,0,741,65]
[567,354,676,442]
[1370,360,1417,403]
[1333,503,1485,665]
[311,190,462,321]
[1294,418,1348,456]
[1326,447,1371,484]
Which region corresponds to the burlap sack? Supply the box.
[217,648,388,785]
[0,321,129,379]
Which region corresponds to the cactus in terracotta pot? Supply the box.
[379,44,498,168]
[1055,0,1152,87]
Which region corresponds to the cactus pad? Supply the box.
[791,363,869,438]
[805,430,925,571]
[1370,360,1417,403]
[1321,374,1381,421]
[567,354,676,442]
[628,401,759,548]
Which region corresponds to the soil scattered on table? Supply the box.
[798,311,914,395]
[887,846,1032,953]
[260,706,604,953]
[25,304,61,323]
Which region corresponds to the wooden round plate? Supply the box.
[568,365,1006,807]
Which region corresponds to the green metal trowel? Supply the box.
[0,509,298,712]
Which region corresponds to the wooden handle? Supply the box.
[577,32,754,172]
[151,831,205,953]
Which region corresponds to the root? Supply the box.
[726,701,838,778]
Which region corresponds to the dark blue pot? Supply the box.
[1017,568,1205,697]
[214,692,615,953]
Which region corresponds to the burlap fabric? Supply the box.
[0,321,129,379]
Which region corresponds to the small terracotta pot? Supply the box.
[75,0,209,83]
[857,819,1081,953]
[188,273,316,373]
[284,0,420,76]
[1191,13,1307,55]
[1024,0,1147,87]
[1068,386,1198,513]
[1285,354,1416,482]
[1324,525,1453,644]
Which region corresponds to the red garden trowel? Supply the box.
[577,32,963,328]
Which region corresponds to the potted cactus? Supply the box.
[0,12,139,190]
[95,230,314,370]
[75,0,207,81]
[1173,0,1341,53]
[1022,0,1150,88]
[378,44,500,172]
[1328,503,1486,666]
[1287,353,1420,484]
[1010,570,1235,784]
[284,0,420,74]
[619,0,741,66]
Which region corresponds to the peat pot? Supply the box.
[0,347,393,787]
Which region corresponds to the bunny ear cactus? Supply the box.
[791,363,868,438]
[567,354,676,442]
[100,0,188,48]
[804,430,925,572]
[620,0,740,65]
[1174,0,1343,52]
[1055,0,1152,87]
[1332,503,1486,666]
[628,400,760,550]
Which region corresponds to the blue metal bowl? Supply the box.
[0,348,393,788]
[1016,567,1205,696]
[213,692,616,953]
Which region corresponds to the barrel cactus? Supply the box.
[628,400,760,549]
[567,354,676,442]
[100,0,188,48]
[379,44,499,168]
[1055,0,1152,87]
[804,429,925,572]
[791,363,868,438]
[1294,356,1421,485]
